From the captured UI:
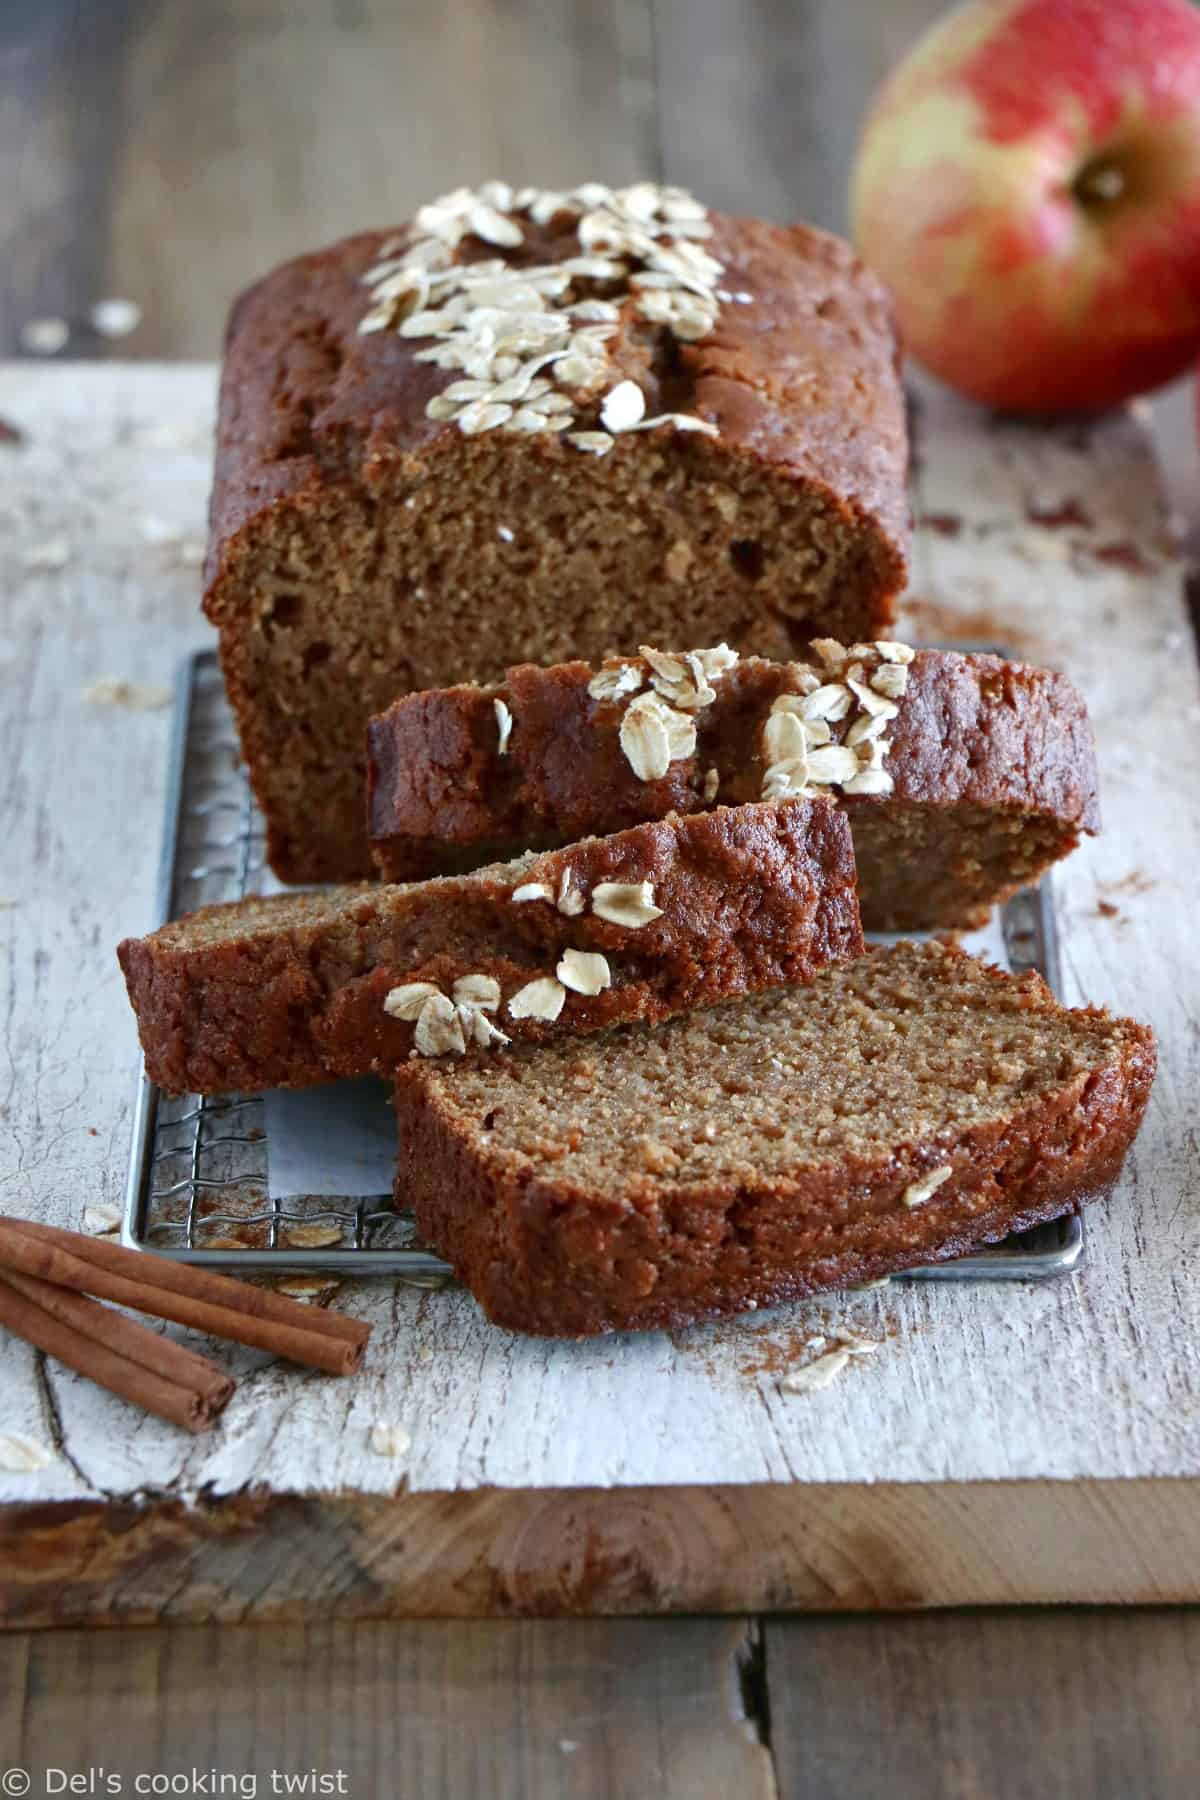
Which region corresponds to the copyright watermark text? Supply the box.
[3,1774,351,1797]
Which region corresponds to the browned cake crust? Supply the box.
[118,799,862,1095]
[369,646,1099,930]
[204,183,908,882]
[394,942,1155,1336]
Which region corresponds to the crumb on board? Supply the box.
[369,1422,411,1459]
[82,1203,121,1236]
[19,317,69,355]
[83,677,172,711]
[90,298,142,339]
[22,540,71,571]
[0,1434,53,1473]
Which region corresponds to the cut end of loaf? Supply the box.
[205,201,908,883]
[212,436,901,883]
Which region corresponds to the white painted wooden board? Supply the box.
[0,365,1197,1525]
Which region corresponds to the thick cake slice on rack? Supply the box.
[393,940,1155,1336]
[118,798,863,1095]
[368,639,1099,930]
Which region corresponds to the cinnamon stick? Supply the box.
[0,1220,368,1376]
[0,1276,231,1434]
[10,1219,369,1345]
[2,1267,234,1422]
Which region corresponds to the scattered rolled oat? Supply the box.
[780,1349,852,1394]
[601,380,646,433]
[383,981,443,1021]
[843,767,893,797]
[82,1203,121,1237]
[831,1329,882,1356]
[640,641,734,712]
[388,973,511,1055]
[275,1274,340,1301]
[89,297,142,338]
[414,992,466,1057]
[20,317,69,355]
[0,1433,52,1472]
[83,677,172,710]
[511,880,554,904]
[703,767,720,803]
[903,1165,953,1209]
[619,691,697,781]
[494,696,513,755]
[283,1222,345,1248]
[566,432,615,456]
[590,880,662,928]
[556,870,586,917]
[806,745,862,786]
[759,641,913,806]
[453,974,502,1010]
[23,539,71,571]
[369,1421,412,1459]
[452,973,511,1047]
[361,183,724,450]
[458,1003,511,1049]
[556,947,612,995]
[870,662,909,701]
[508,975,567,1022]
[587,661,643,702]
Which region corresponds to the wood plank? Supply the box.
[2,1618,773,1799]
[0,0,136,357]
[1,363,1196,1617]
[653,0,945,227]
[765,1609,1200,1800]
[5,1479,1200,1627]
[98,0,656,358]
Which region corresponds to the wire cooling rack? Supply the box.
[122,649,1084,1281]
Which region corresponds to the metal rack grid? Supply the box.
[122,649,1083,1281]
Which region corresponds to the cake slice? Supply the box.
[205,181,908,883]
[118,799,862,1095]
[393,940,1154,1336]
[368,640,1099,930]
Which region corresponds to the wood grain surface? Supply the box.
[3,362,1195,1515]
[765,1609,1200,1800]
[0,1618,775,1799]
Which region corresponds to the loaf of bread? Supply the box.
[204,181,909,882]
[394,940,1154,1336]
[118,799,862,1094]
[368,640,1099,930]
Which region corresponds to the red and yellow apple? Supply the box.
[850,0,1200,414]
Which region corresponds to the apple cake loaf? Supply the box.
[118,799,862,1095]
[368,640,1099,930]
[204,181,909,882]
[394,940,1154,1336]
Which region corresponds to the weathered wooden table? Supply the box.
[4,2,1200,1794]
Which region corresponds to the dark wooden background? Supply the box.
[3,2,1199,1794]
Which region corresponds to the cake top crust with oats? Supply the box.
[203,183,908,588]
